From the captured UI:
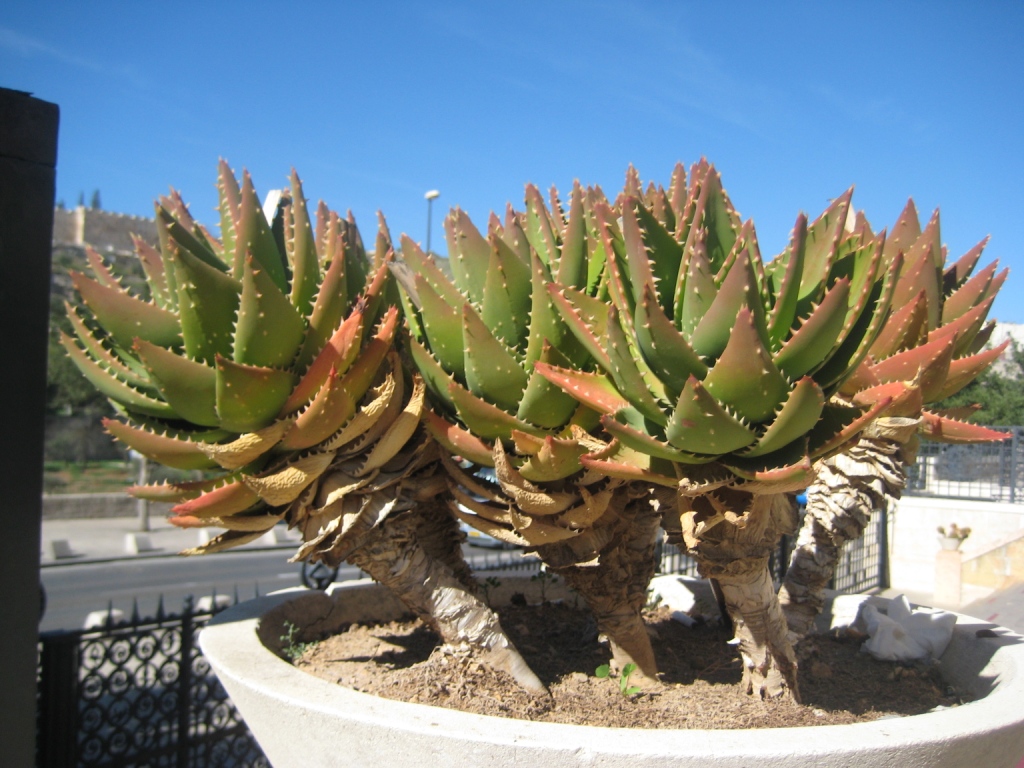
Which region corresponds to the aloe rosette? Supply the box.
[393,181,671,680]
[538,160,899,699]
[61,164,545,694]
[781,199,1011,640]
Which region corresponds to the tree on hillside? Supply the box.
[938,341,1024,426]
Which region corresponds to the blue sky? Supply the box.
[4,1,1022,321]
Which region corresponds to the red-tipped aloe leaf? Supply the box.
[931,342,1009,401]
[942,261,1000,325]
[284,305,366,414]
[871,334,955,401]
[278,366,356,451]
[808,399,890,459]
[171,481,260,517]
[534,363,631,416]
[919,411,1011,444]
[869,291,928,360]
[424,410,493,466]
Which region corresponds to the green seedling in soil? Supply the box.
[530,568,558,602]
[595,662,642,696]
[280,621,316,662]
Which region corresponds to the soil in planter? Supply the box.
[294,600,970,729]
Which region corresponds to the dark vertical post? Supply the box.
[878,500,890,590]
[1010,428,1018,504]
[37,633,81,767]
[177,597,194,768]
[0,87,59,768]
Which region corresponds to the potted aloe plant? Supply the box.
[63,161,1024,767]
[779,199,1010,641]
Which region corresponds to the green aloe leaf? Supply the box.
[215,357,295,433]
[463,304,528,412]
[766,214,806,348]
[516,343,579,429]
[691,248,767,359]
[555,183,588,289]
[61,333,176,418]
[133,339,220,427]
[525,251,585,367]
[601,413,712,464]
[548,284,613,373]
[604,305,669,426]
[65,303,151,389]
[171,245,242,365]
[446,209,490,304]
[675,239,717,338]
[448,379,538,441]
[71,272,181,350]
[631,199,685,315]
[416,274,466,379]
[666,375,757,455]
[741,376,824,458]
[217,159,242,273]
[481,233,532,349]
[236,172,288,293]
[234,257,306,369]
[524,184,559,267]
[702,307,788,423]
[287,170,321,317]
[634,282,707,397]
[103,418,223,470]
[408,336,456,410]
[157,207,230,273]
[773,277,850,380]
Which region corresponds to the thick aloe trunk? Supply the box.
[341,502,547,696]
[779,419,917,642]
[668,491,801,700]
[540,486,663,682]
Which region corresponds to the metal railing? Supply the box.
[37,597,268,768]
[905,426,1024,503]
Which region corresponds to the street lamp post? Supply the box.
[424,189,440,255]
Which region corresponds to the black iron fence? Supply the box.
[905,426,1024,502]
[37,597,268,768]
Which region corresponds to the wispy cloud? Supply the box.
[0,26,148,88]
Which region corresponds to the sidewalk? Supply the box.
[40,514,299,565]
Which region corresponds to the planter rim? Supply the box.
[201,578,1024,767]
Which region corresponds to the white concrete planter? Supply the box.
[200,577,1024,768]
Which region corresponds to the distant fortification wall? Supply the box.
[52,207,157,253]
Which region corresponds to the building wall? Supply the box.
[889,495,1024,593]
[52,206,156,253]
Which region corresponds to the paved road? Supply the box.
[39,542,527,632]
[39,549,359,632]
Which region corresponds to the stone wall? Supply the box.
[52,206,157,253]
[889,496,1024,594]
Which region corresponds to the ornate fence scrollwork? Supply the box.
[38,598,268,767]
